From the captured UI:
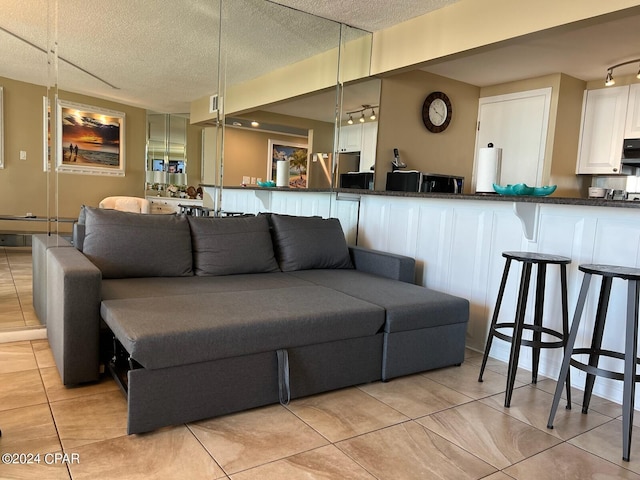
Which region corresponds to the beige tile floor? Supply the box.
[3,344,640,479]
[1,248,640,479]
[0,247,38,330]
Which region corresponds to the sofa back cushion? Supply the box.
[82,206,193,278]
[188,215,280,276]
[269,214,353,271]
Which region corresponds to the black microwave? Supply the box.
[622,138,640,166]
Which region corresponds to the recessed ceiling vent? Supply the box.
[209,94,222,114]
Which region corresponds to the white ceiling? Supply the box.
[1,1,639,117]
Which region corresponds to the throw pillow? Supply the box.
[188,215,280,276]
[269,214,353,271]
[82,206,193,278]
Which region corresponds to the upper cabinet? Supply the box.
[338,124,363,153]
[576,86,629,174]
[338,122,378,170]
[625,84,640,139]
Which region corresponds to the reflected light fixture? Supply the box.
[346,104,379,124]
[605,58,640,86]
[251,121,260,127]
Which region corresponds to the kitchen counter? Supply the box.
[206,185,640,209]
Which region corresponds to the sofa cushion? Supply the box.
[269,214,353,271]
[101,285,385,369]
[82,206,193,278]
[289,269,469,331]
[188,215,279,276]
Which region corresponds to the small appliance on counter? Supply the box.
[621,138,640,167]
[385,171,421,192]
[340,172,374,190]
[421,174,464,193]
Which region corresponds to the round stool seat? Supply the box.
[503,251,571,265]
[579,264,640,280]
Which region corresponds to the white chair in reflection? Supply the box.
[98,196,150,214]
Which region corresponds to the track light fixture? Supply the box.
[605,58,640,86]
[345,104,379,124]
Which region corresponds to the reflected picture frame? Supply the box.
[56,99,125,176]
[267,139,309,188]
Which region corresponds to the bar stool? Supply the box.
[478,251,571,407]
[548,264,640,462]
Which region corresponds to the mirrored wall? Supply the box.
[0,0,373,336]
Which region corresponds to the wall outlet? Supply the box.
[242,176,250,185]
[251,177,256,184]
[257,178,262,183]
[19,150,27,160]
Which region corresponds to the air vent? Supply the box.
[209,94,221,114]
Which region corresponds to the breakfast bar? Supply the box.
[206,184,640,408]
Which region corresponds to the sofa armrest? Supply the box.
[349,246,416,284]
[47,247,102,385]
[32,234,72,325]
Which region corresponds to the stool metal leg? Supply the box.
[560,264,572,408]
[622,279,639,462]
[479,258,512,382]
[505,262,532,407]
[582,276,612,414]
[532,263,546,384]
[548,273,592,429]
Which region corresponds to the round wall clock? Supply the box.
[422,91,452,133]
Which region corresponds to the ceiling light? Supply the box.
[251,121,260,127]
[605,69,615,86]
[359,112,365,123]
[370,108,376,121]
[347,115,353,125]
[605,58,640,86]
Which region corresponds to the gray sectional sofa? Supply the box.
[37,207,469,434]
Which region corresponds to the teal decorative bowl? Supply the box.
[257,180,276,188]
[492,183,556,196]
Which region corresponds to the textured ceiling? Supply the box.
[1,1,639,117]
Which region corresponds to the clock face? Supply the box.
[428,98,447,126]
[422,92,452,133]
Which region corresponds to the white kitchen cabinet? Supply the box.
[360,122,378,171]
[576,85,629,174]
[338,124,363,153]
[625,83,640,139]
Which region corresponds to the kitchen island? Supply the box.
[203,184,640,407]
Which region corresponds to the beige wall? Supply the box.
[0,76,147,232]
[375,70,480,191]
[223,127,307,186]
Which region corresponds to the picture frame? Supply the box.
[56,99,125,176]
[267,139,309,188]
[0,86,4,169]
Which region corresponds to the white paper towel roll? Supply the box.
[476,146,502,193]
[276,160,290,187]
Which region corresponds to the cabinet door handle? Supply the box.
[613,168,618,172]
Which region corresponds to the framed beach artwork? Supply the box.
[267,139,309,188]
[56,99,125,176]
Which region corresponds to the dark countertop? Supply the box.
[200,185,640,209]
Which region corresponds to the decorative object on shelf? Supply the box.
[186,186,197,199]
[56,99,125,176]
[257,180,276,188]
[422,91,452,133]
[604,58,640,86]
[493,183,557,196]
[345,104,378,125]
